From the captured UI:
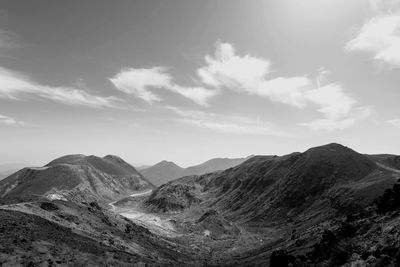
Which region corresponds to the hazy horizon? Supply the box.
[1,0,400,167]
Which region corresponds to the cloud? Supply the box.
[109,67,169,103]
[109,42,369,130]
[0,114,24,126]
[346,0,400,67]
[198,42,369,130]
[299,107,371,131]
[197,41,271,90]
[346,14,400,67]
[0,66,118,108]
[387,118,400,127]
[168,85,218,107]
[109,67,218,106]
[165,106,290,136]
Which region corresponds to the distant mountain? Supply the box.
[141,161,184,186]
[181,156,254,177]
[135,165,151,171]
[0,154,154,203]
[141,156,253,186]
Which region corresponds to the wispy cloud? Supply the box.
[387,118,400,127]
[299,107,371,131]
[165,106,290,136]
[0,114,24,126]
[109,67,218,106]
[168,84,218,107]
[109,41,369,130]
[346,15,400,67]
[109,67,169,103]
[346,0,400,67]
[198,42,370,130]
[0,66,119,108]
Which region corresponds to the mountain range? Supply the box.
[145,143,400,265]
[140,156,253,186]
[1,144,400,266]
[146,144,386,219]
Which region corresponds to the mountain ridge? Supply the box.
[146,143,392,223]
[141,155,254,186]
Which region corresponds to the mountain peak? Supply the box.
[307,143,347,151]
[0,153,153,202]
[156,160,181,167]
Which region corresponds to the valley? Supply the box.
[1,144,400,266]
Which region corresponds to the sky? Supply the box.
[0,0,399,167]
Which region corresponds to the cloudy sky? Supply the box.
[0,0,399,167]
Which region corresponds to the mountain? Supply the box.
[141,156,252,186]
[3,144,400,266]
[140,160,184,186]
[146,144,390,222]
[144,143,400,265]
[135,165,151,171]
[181,156,254,177]
[0,154,154,203]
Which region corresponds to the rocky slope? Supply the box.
[0,154,154,203]
[0,200,206,266]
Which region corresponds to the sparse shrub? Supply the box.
[375,180,400,213]
[270,250,290,267]
[89,201,101,210]
[375,254,392,266]
[330,249,350,266]
[101,217,112,226]
[40,202,59,211]
[361,251,371,260]
[125,224,133,234]
[337,222,357,238]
